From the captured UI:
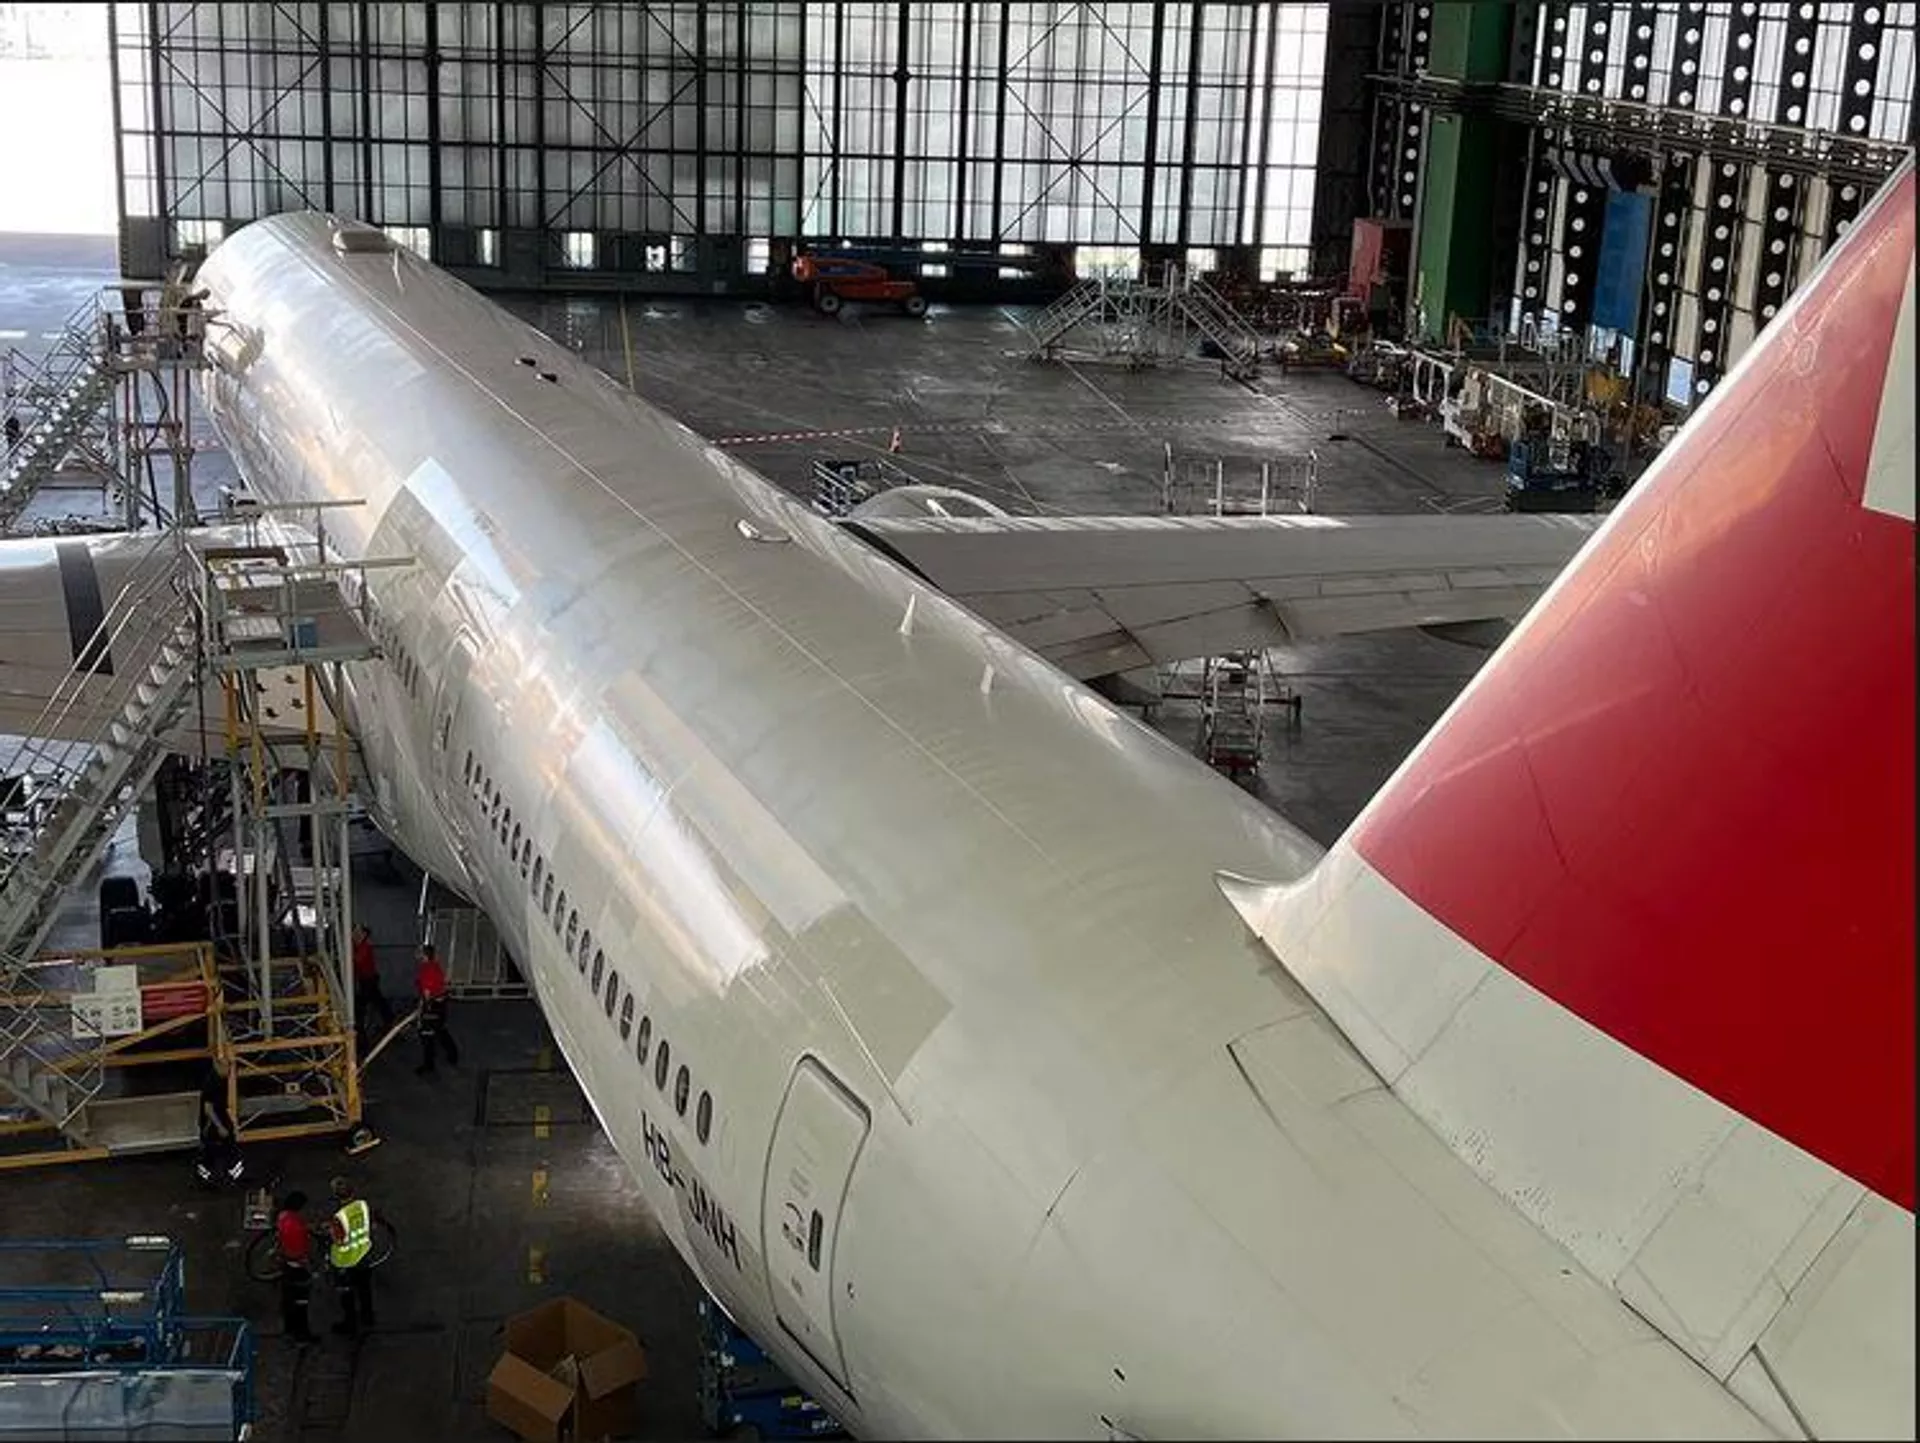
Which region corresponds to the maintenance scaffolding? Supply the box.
[0,343,397,1164]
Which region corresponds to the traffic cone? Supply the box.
[888,426,903,454]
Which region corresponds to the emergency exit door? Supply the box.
[762,1057,870,1395]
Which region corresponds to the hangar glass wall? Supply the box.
[110,2,1329,289]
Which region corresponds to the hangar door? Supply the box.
[762,1056,870,1395]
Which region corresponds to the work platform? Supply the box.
[0,499,391,1167]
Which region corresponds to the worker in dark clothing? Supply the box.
[352,923,393,1043]
[414,943,459,1075]
[194,1059,244,1185]
[326,1176,376,1336]
[275,1190,317,1344]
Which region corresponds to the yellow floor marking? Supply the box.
[528,1244,544,1284]
[533,1103,551,1140]
[532,1168,549,1206]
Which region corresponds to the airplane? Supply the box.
[0,155,1909,1437]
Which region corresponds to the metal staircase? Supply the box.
[1,296,116,530]
[1174,275,1263,379]
[1020,266,1263,378]
[0,539,197,1140]
[1019,278,1108,357]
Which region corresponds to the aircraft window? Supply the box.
[807,1210,823,1271]
[604,969,620,1019]
[673,1065,690,1116]
[635,1015,652,1065]
[533,857,545,892]
[542,875,554,913]
[654,1039,671,1090]
[553,890,568,933]
[463,752,473,783]
[695,1090,712,1144]
[503,807,513,838]
[491,794,503,823]
[566,909,580,956]
[510,821,521,855]
[520,842,531,880]
[619,992,634,1040]
[590,947,605,991]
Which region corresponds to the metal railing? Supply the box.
[1,293,116,528]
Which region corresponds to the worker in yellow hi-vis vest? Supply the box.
[326,1176,377,1336]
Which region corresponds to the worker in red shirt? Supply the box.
[351,923,393,1044]
[414,943,460,1075]
[275,1189,317,1344]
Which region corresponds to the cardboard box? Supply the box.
[488,1298,649,1442]
[487,1353,574,1443]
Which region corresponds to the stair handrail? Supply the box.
[0,536,195,791]
[8,294,107,418]
[1181,277,1262,354]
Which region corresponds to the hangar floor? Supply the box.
[2,237,1516,1440]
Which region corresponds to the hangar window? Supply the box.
[807,1210,823,1271]
[695,1091,712,1144]
[635,1015,652,1066]
[604,968,620,1019]
[618,991,634,1040]
[673,1065,690,1117]
[654,1039,671,1090]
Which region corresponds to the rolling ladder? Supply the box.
[1195,650,1297,784]
[0,538,200,1141]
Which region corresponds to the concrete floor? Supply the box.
[1,235,1523,1441]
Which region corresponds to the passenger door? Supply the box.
[762,1057,870,1395]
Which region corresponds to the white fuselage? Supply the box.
[194,217,1770,1440]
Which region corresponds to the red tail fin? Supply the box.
[1350,163,1916,1209]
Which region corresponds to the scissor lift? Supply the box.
[0,1237,253,1440]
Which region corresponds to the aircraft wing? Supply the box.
[845,511,1603,678]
